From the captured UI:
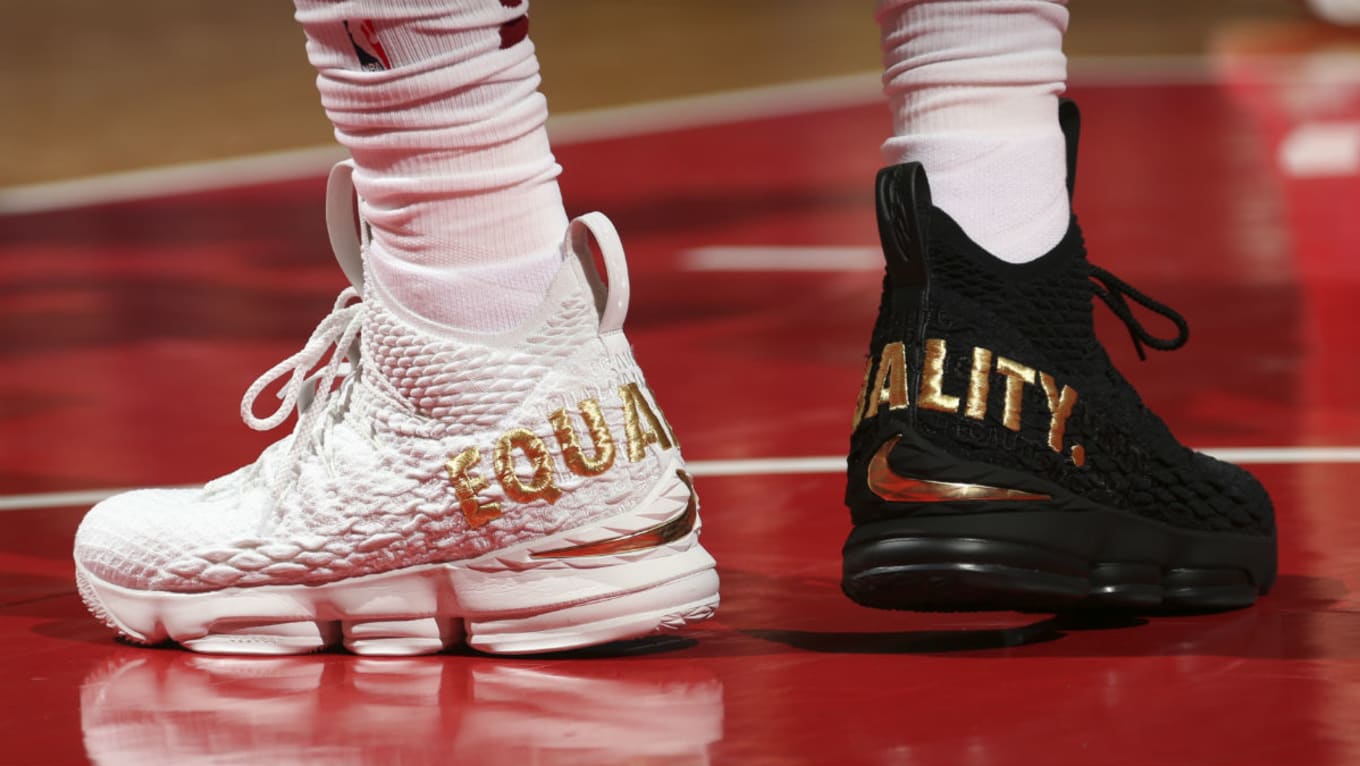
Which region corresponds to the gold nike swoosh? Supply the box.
[867,436,1051,503]
[530,470,699,559]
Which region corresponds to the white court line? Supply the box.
[0,486,199,513]
[3,446,1358,513]
[546,72,881,145]
[0,146,350,216]
[11,53,1346,217]
[0,72,881,216]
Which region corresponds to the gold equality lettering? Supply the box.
[550,399,616,476]
[851,337,1088,467]
[868,341,910,419]
[494,428,562,504]
[445,447,503,529]
[994,357,1036,431]
[965,347,993,420]
[1038,373,1079,454]
[620,382,674,462]
[918,338,961,414]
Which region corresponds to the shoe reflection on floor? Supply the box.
[80,645,724,765]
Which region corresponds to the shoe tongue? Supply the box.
[874,163,932,289]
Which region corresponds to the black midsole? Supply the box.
[842,506,1277,591]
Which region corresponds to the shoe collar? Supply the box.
[323,159,632,344]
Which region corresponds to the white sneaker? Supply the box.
[73,162,719,656]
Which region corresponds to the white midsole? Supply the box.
[77,538,715,635]
[76,461,719,652]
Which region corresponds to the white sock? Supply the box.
[293,0,567,332]
[878,0,1071,264]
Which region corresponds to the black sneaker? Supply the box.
[842,100,1277,612]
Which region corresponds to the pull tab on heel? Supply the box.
[565,212,632,334]
[325,160,367,294]
[875,163,933,289]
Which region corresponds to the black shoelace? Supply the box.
[1088,265,1190,361]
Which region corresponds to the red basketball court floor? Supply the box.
[2,56,1359,765]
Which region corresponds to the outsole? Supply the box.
[841,509,1276,614]
[78,558,720,657]
[842,562,1261,613]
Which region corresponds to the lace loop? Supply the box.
[1088,265,1189,361]
[241,287,364,431]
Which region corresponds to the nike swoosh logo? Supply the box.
[867,436,1051,503]
[530,470,699,559]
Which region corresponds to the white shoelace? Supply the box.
[235,287,365,489]
[198,159,371,504]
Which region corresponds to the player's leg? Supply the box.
[295,0,567,333]
[73,0,718,656]
[879,0,1070,264]
[842,0,1276,611]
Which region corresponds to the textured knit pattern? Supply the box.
[75,257,675,594]
[852,205,1275,536]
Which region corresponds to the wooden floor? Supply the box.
[4,0,1310,186]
